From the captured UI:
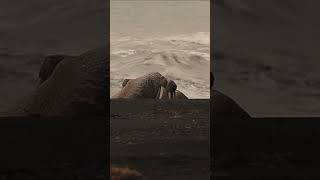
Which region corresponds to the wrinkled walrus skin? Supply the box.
[112,72,167,99]
[175,90,188,99]
[119,78,189,99]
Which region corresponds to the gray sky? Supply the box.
[111,0,210,38]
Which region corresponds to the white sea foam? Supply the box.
[162,32,210,46]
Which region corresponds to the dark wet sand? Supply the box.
[110,99,210,180]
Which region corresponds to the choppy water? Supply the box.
[111,1,210,99]
[214,0,320,116]
[110,32,210,99]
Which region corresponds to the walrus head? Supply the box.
[165,80,177,99]
[120,75,168,99]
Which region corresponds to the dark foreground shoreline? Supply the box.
[110,99,210,180]
[0,116,107,180]
[214,117,320,180]
[1,100,320,179]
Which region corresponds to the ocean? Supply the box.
[110,0,210,99]
[214,0,320,117]
[0,0,107,114]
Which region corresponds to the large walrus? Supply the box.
[211,72,250,118]
[4,46,108,116]
[112,72,168,99]
[120,78,188,99]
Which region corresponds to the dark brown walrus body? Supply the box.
[120,78,188,99]
[5,46,108,116]
[175,90,188,99]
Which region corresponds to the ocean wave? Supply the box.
[161,32,210,46]
[110,32,209,57]
[110,32,210,99]
[111,32,209,45]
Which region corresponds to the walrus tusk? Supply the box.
[168,92,171,99]
[159,86,165,99]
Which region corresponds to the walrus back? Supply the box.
[176,90,188,99]
[114,72,162,99]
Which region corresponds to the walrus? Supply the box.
[112,72,168,99]
[4,46,108,116]
[211,72,250,118]
[175,90,189,99]
[121,78,188,99]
